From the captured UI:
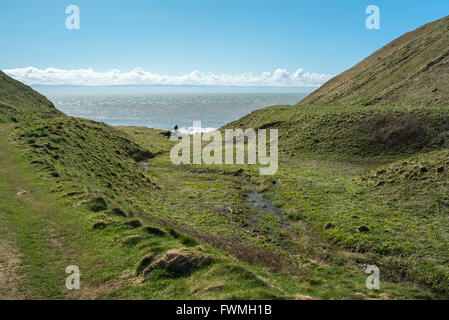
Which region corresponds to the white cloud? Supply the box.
[3,67,333,87]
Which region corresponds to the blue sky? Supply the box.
[1,0,448,86]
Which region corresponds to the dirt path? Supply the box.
[0,123,122,299]
[0,124,25,299]
[0,123,71,299]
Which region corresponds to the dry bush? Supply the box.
[370,113,423,146]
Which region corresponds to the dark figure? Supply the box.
[174,125,179,131]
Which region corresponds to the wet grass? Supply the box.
[122,128,446,298]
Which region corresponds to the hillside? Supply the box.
[225,16,449,159]
[0,71,61,121]
[299,15,449,106]
[224,103,449,158]
[220,16,449,295]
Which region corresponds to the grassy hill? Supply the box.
[0,71,62,122]
[299,15,449,106]
[225,16,449,160]
[224,103,449,158]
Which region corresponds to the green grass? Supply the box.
[0,123,311,299]
[1,115,440,299]
[121,127,447,298]
[224,103,449,159]
[117,126,176,156]
[273,156,448,293]
[0,71,61,123]
[0,67,447,299]
[299,16,449,106]
[219,100,449,294]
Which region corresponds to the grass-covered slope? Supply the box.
[224,103,449,158]
[3,72,400,299]
[1,26,448,297]
[226,17,449,159]
[15,116,154,206]
[0,71,61,121]
[299,15,449,106]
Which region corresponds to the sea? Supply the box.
[34,85,309,133]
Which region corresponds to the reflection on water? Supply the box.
[46,93,307,130]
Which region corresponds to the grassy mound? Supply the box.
[361,149,449,187]
[359,149,449,219]
[223,103,449,158]
[13,116,155,212]
[142,248,214,278]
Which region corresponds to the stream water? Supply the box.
[138,161,290,251]
[138,162,285,226]
[244,181,285,225]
